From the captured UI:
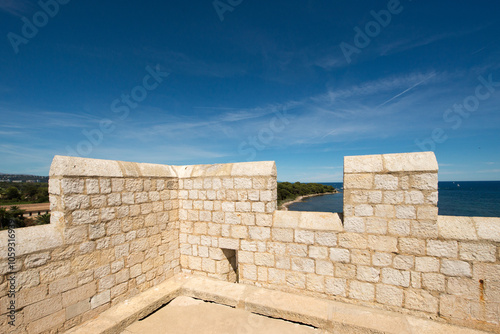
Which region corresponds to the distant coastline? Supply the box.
[280,191,338,211]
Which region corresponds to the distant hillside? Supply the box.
[0,173,49,183]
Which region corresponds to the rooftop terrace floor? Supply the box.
[121,296,318,334]
[66,274,492,334]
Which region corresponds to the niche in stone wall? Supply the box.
[218,248,238,283]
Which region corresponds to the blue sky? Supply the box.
[0,0,499,181]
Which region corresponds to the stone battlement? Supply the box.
[1,152,499,333]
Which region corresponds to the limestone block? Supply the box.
[306,274,325,293]
[439,295,471,320]
[388,220,410,236]
[440,259,472,277]
[349,280,375,301]
[315,231,338,246]
[65,225,88,244]
[230,161,277,177]
[383,152,438,172]
[230,225,248,239]
[248,190,260,201]
[367,235,398,253]
[315,260,334,276]
[422,273,445,291]
[393,255,414,270]
[254,253,274,266]
[368,191,383,204]
[446,277,480,300]
[474,217,500,242]
[411,173,438,190]
[383,191,404,204]
[374,174,399,190]
[202,258,216,273]
[329,248,350,263]
[374,204,395,218]
[355,204,374,217]
[251,202,265,213]
[372,252,392,267]
[49,178,61,195]
[61,282,96,307]
[351,249,371,265]
[61,178,85,194]
[343,217,365,233]
[218,238,239,250]
[404,289,438,313]
[325,277,347,296]
[256,213,272,227]
[98,275,116,291]
[299,212,343,231]
[268,268,286,284]
[417,206,439,220]
[411,271,421,288]
[344,154,383,173]
[395,205,416,219]
[90,290,110,309]
[415,257,439,273]
[273,211,300,228]
[335,263,356,279]
[411,220,438,239]
[309,246,328,259]
[235,201,251,212]
[459,242,496,262]
[376,284,403,307]
[350,190,368,203]
[291,257,315,273]
[366,218,388,235]
[338,233,367,249]
[100,207,116,222]
[427,240,458,258]
[249,226,271,241]
[100,179,112,194]
[24,252,50,269]
[286,271,306,289]
[344,173,373,190]
[224,213,240,225]
[295,229,315,245]
[381,268,410,287]
[276,256,290,270]
[357,266,380,282]
[404,191,424,204]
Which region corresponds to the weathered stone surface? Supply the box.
[376,284,403,307]
[438,216,477,240]
[441,260,472,277]
[382,152,438,172]
[404,289,438,313]
[344,154,383,173]
[474,217,500,242]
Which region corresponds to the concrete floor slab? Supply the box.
[121,296,319,334]
[66,275,493,334]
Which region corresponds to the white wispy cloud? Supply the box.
[0,0,33,17]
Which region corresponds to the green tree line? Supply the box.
[278,182,336,206]
[0,182,49,205]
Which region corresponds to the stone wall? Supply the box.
[0,152,499,333]
[0,156,181,333]
[177,162,277,282]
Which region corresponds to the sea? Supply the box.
[288,181,500,218]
